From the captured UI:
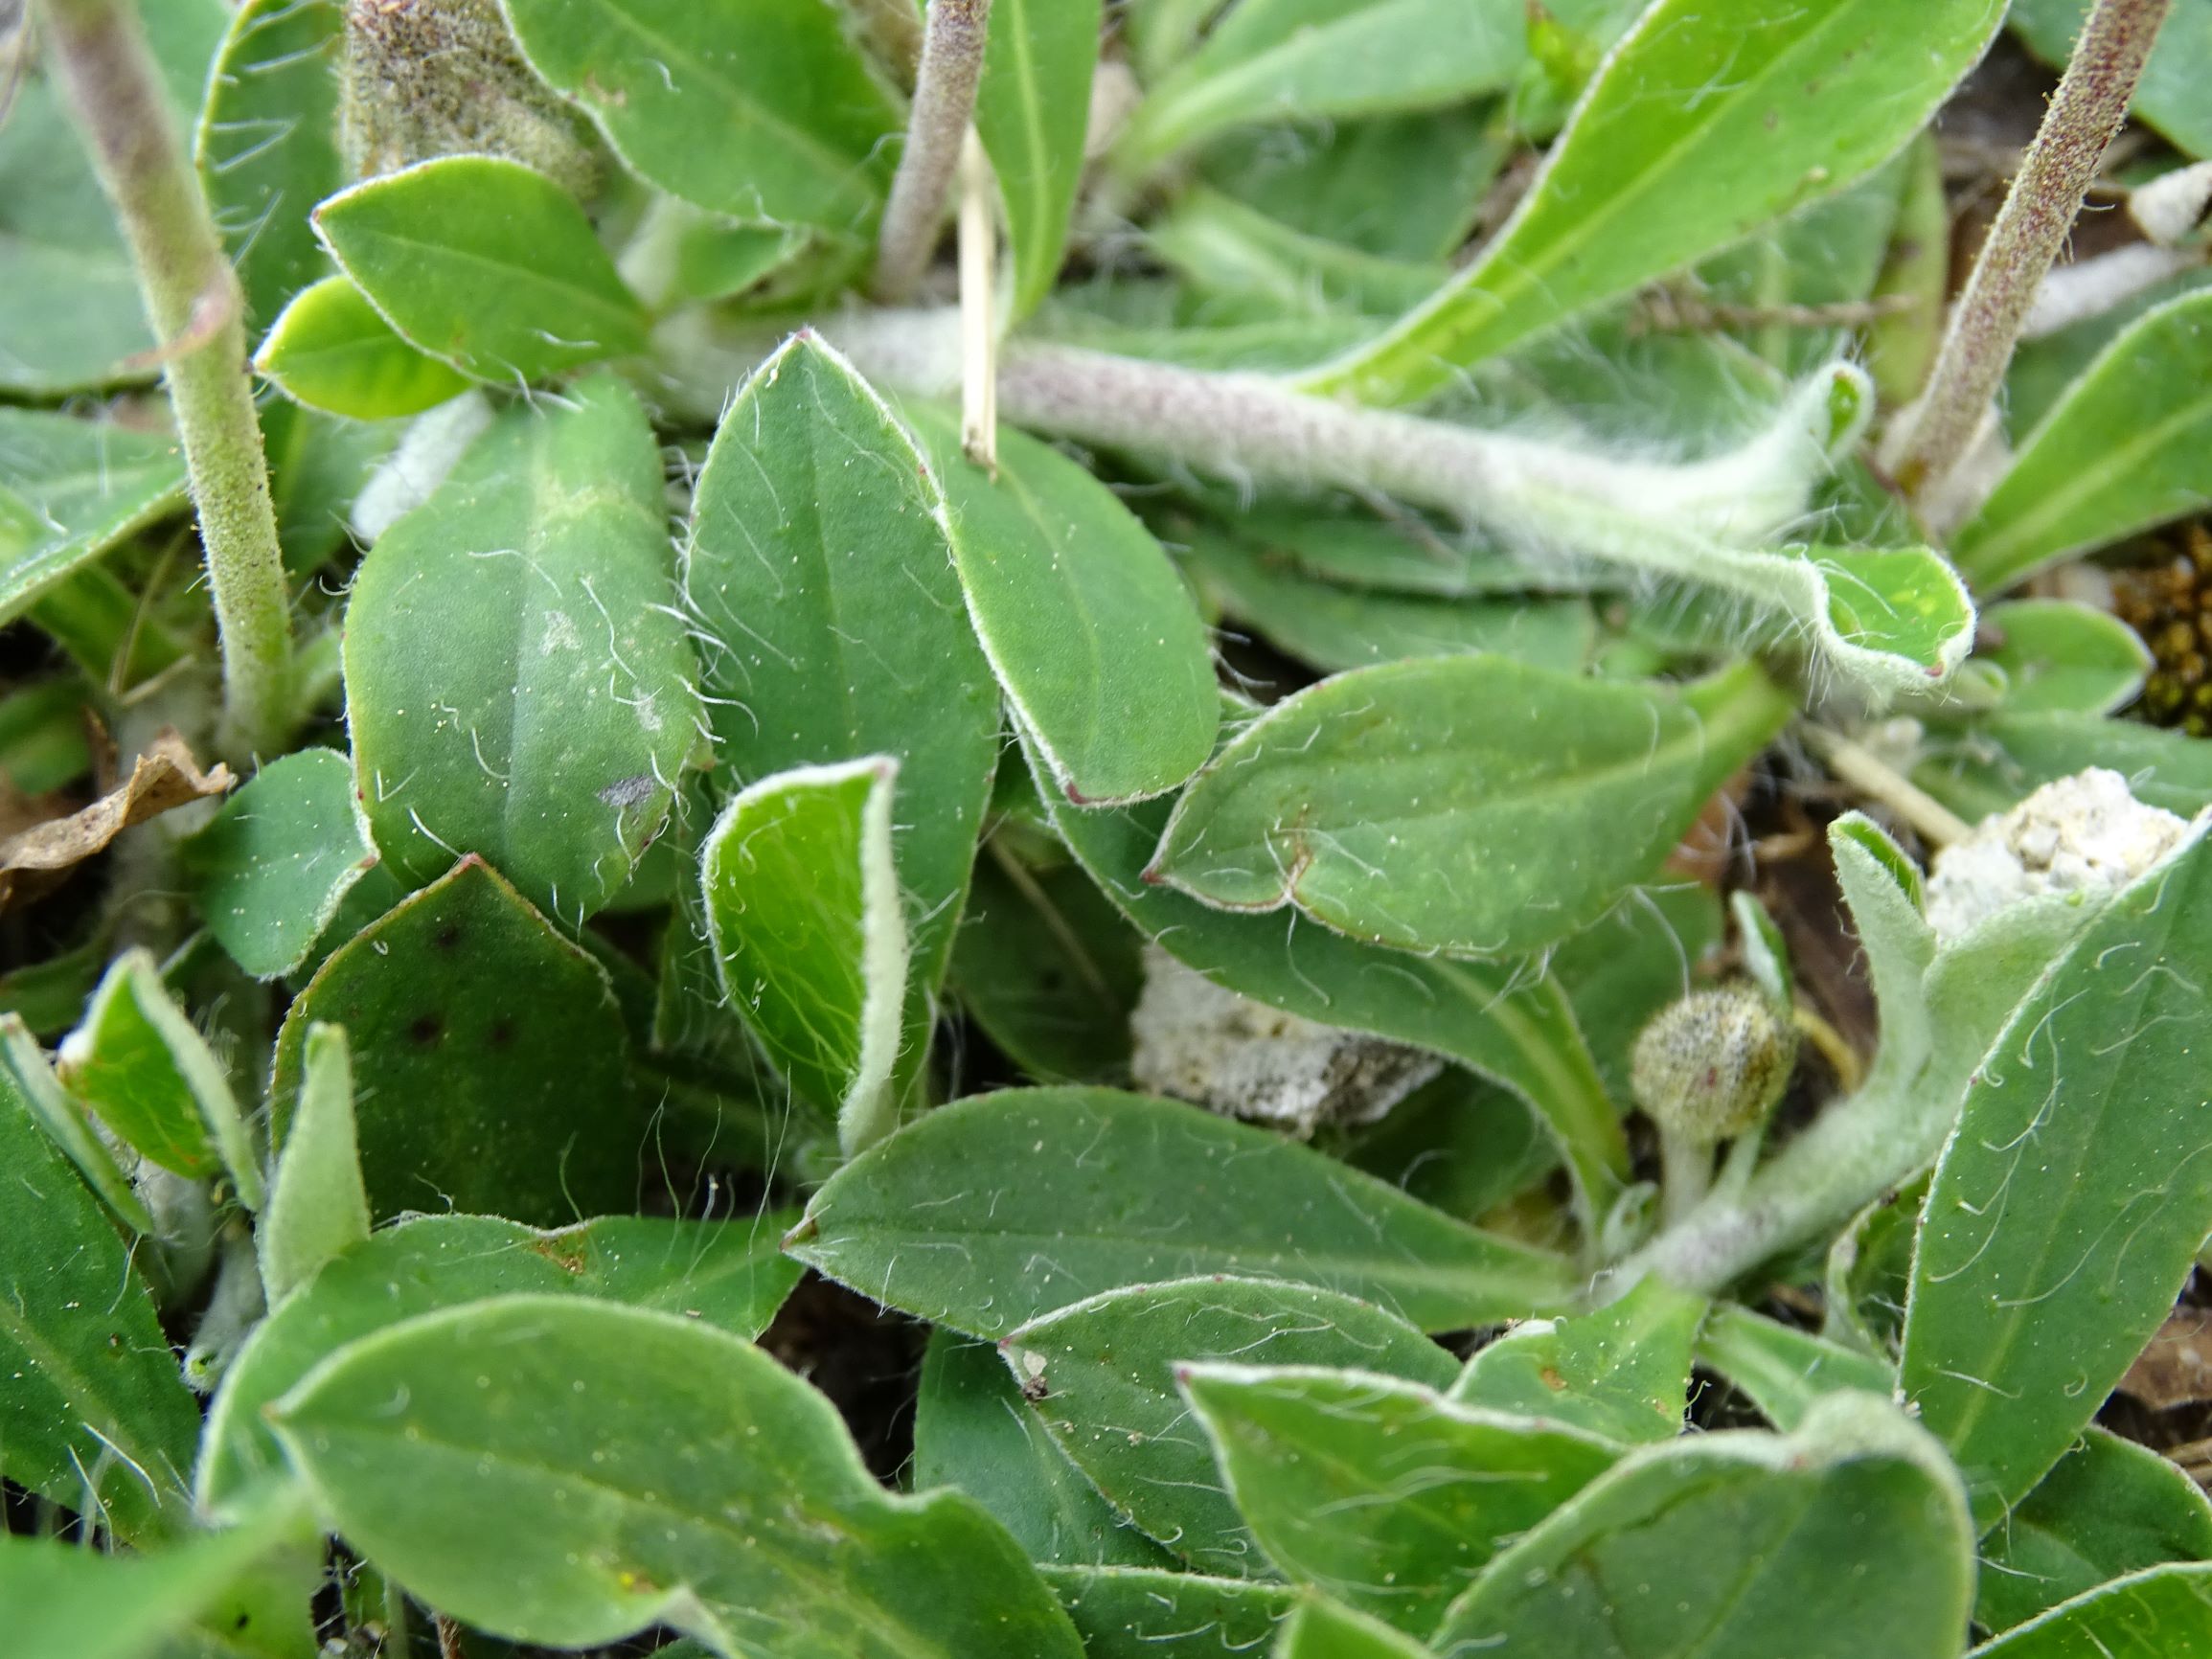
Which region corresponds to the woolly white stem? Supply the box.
[957,131,998,468]
[874,0,992,301]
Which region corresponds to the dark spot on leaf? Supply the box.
[409,1013,444,1047]
[488,1017,516,1050]
[433,922,462,950]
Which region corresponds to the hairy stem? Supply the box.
[874,0,993,302]
[1886,0,2172,505]
[44,0,294,761]
[1801,726,1973,847]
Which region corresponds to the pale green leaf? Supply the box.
[902,405,1219,805]
[1977,600,2152,717]
[787,1085,1578,1335]
[257,1025,369,1307]
[267,858,639,1225]
[499,0,901,232]
[1432,1393,1976,1658]
[194,0,344,326]
[1115,0,1525,175]
[1273,1594,1430,1658]
[1186,1363,1617,1627]
[979,0,1099,318]
[1450,1276,1706,1443]
[1696,1305,1893,1431]
[1005,1278,1453,1575]
[254,275,472,420]
[1147,658,1790,957]
[1304,0,2007,405]
[314,155,648,382]
[1039,1564,1293,1659]
[1978,1429,2212,1634]
[683,335,998,1008]
[1902,822,2212,1527]
[1,1014,154,1236]
[267,1296,1083,1656]
[700,758,908,1154]
[1971,1563,2212,1658]
[915,1330,1173,1569]
[180,748,381,981]
[0,1057,199,1542]
[198,1210,802,1517]
[0,409,187,626]
[1954,289,2212,592]
[1917,714,2212,823]
[345,372,697,923]
[1035,748,1630,1233]
[58,951,263,1211]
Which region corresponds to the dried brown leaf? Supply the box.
[0,728,232,909]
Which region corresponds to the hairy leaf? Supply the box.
[1305,0,2005,404]
[267,1296,1083,1656]
[1147,658,1790,957]
[314,156,647,382]
[788,1086,1577,1335]
[979,0,1099,318]
[0,409,186,627]
[1186,1363,1617,1627]
[198,1211,801,1516]
[1451,1276,1706,1444]
[345,372,696,923]
[1004,1278,1454,1575]
[254,275,472,420]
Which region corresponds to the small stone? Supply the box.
[1925,768,2187,943]
[1128,946,1440,1137]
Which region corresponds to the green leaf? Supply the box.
[1037,751,1630,1231]
[0,1504,315,1659]
[902,405,1219,805]
[1040,1564,1294,1658]
[683,336,998,1008]
[58,951,264,1211]
[1432,1393,1976,1658]
[1005,1277,1453,1574]
[1978,1429,2212,1634]
[787,1086,1577,1335]
[194,0,344,326]
[257,1025,370,1307]
[1273,1594,1430,1658]
[979,0,1099,318]
[314,155,647,382]
[1197,105,1508,263]
[0,409,187,626]
[1970,1563,2212,1658]
[344,372,696,923]
[1695,1305,1893,1431]
[2010,0,2212,160]
[916,1330,1173,1569]
[1978,599,2153,716]
[1918,714,2212,822]
[700,758,908,1154]
[1955,289,2212,591]
[1182,525,1595,673]
[1114,0,1525,176]
[198,1210,801,1517]
[1451,1276,1706,1444]
[0,1054,199,1541]
[1185,1362,1618,1627]
[1550,887,1725,1103]
[267,857,638,1225]
[1304,0,2007,404]
[1148,658,1790,958]
[1824,1174,1928,1355]
[951,837,1145,1084]
[266,1295,1083,1657]
[1902,823,2212,1527]
[254,275,472,420]
[0,0,229,395]
[1,1015,154,1236]
[500,0,901,233]
[1145,185,1450,320]
[180,748,382,981]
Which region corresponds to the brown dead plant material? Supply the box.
[0,727,232,909]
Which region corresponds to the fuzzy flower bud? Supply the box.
[340,0,599,194]
[1630,982,1796,1147]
